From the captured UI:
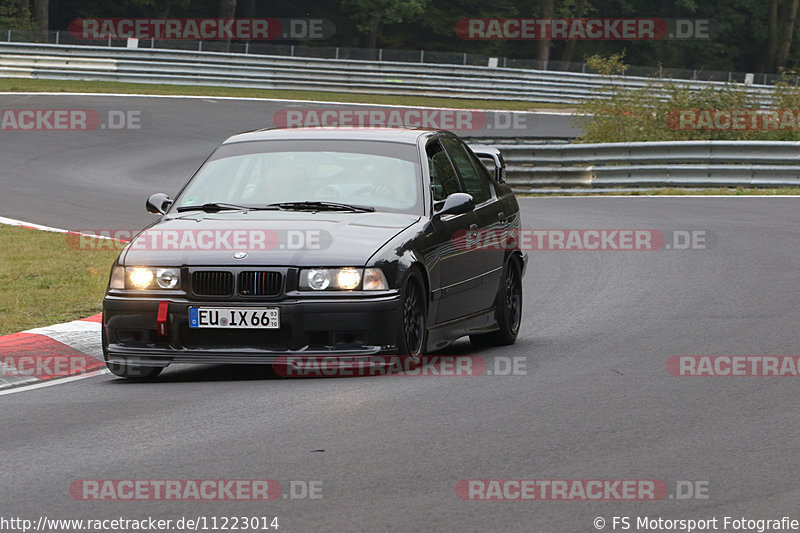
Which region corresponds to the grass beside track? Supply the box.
[0,225,120,335]
[0,78,572,112]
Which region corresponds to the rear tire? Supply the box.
[470,257,522,347]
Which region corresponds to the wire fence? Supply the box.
[0,29,783,85]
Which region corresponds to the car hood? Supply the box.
[120,210,420,267]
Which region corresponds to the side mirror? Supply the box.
[435,192,474,217]
[470,145,507,183]
[146,193,172,215]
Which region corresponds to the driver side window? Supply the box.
[426,140,462,202]
[441,137,493,205]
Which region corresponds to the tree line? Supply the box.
[0,0,797,74]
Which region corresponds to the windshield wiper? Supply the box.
[268,201,375,213]
[176,202,279,213]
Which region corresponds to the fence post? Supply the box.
[290,45,294,56]
[7,29,10,42]
[420,49,424,63]
[55,31,59,44]
[378,48,382,61]
[335,47,339,59]
[107,35,111,47]
[199,41,203,51]
[150,38,154,48]
[463,52,467,65]
[245,42,249,54]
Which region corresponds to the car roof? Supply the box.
[223,127,444,145]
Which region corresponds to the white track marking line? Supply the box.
[0,318,106,393]
[0,215,126,241]
[0,369,109,396]
[0,92,577,115]
[0,219,111,394]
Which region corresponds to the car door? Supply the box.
[440,135,506,314]
[425,138,484,324]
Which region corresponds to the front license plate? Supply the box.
[189,307,280,329]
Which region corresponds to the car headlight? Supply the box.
[155,268,180,289]
[336,268,361,290]
[362,268,389,290]
[307,269,332,290]
[299,268,388,291]
[129,267,155,289]
[109,266,181,290]
[109,265,125,289]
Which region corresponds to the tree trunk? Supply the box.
[219,0,237,18]
[765,0,779,71]
[776,0,800,69]
[561,0,588,64]
[366,15,381,49]
[33,0,48,32]
[219,0,237,52]
[536,0,555,64]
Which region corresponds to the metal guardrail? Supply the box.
[2,30,787,85]
[0,44,793,189]
[0,43,779,105]
[498,141,800,189]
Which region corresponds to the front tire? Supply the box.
[102,325,163,380]
[396,271,428,362]
[106,361,163,379]
[470,257,522,347]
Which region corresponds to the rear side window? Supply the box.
[426,140,462,201]
[441,137,493,204]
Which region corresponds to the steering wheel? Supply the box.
[317,185,340,199]
[352,185,394,200]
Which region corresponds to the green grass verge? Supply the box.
[0,225,120,335]
[522,187,800,196]
[0,78,571,112]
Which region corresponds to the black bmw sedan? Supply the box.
[102,127,526,378]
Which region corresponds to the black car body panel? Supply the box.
[103,127,526,370]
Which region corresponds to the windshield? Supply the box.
[173,139,422,214]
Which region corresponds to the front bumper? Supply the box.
[103,293,402,367]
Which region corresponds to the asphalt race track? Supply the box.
[2,95,800,532]
[0,94,579,230]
